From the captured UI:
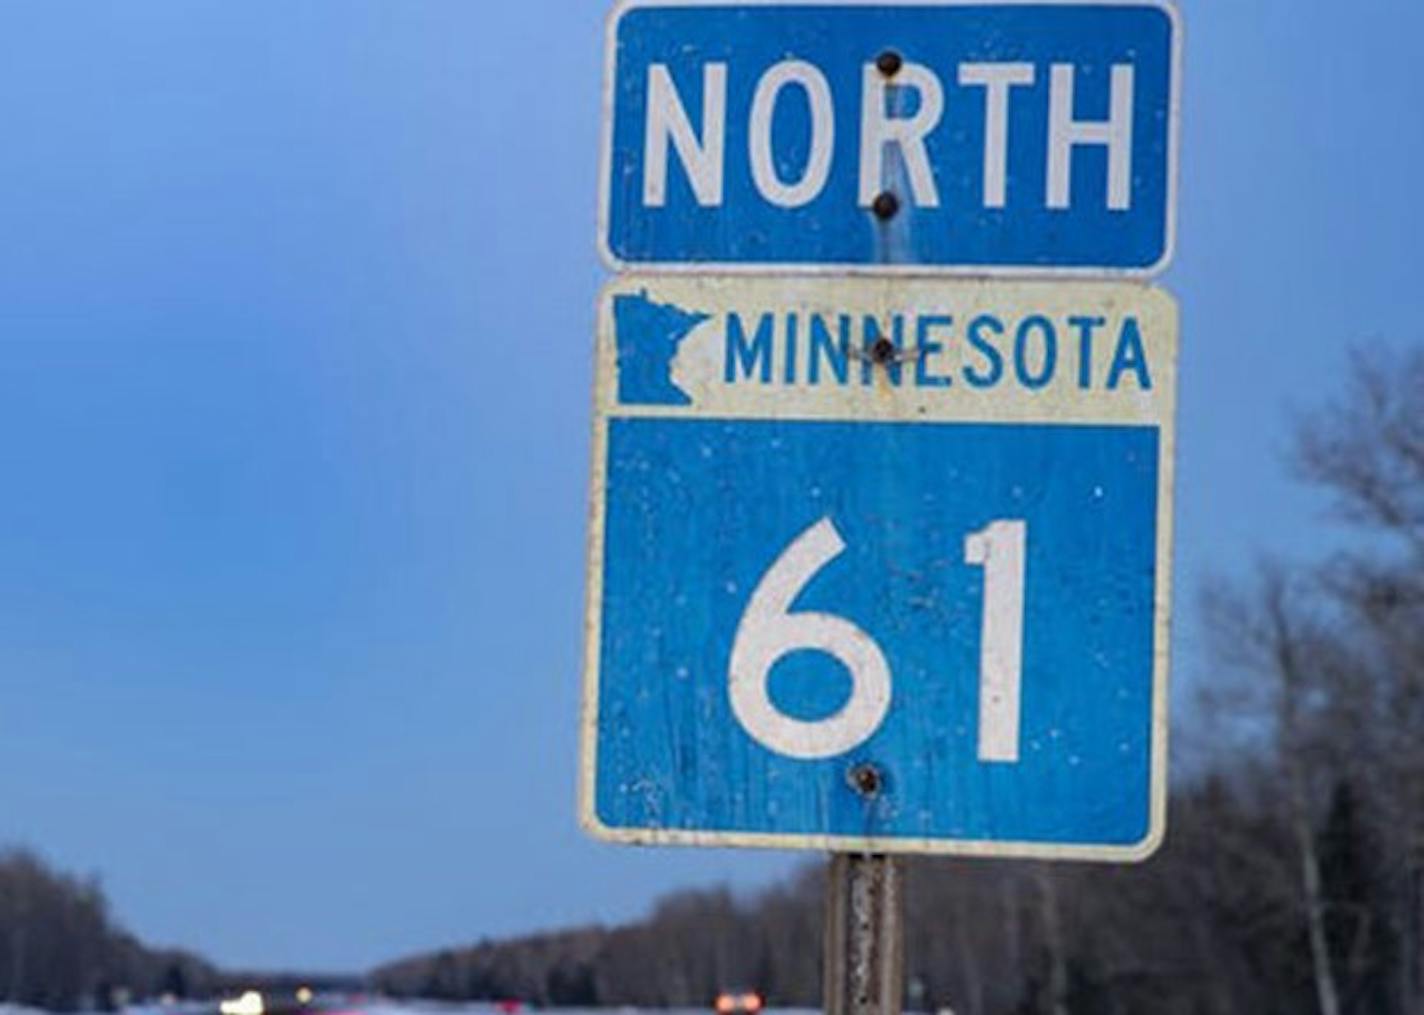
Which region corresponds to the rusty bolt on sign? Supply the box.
[871,191,900,221]
[875,50,903,77]
[869,337,897,366]
[848,762,884,798]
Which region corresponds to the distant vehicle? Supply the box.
[219,992,265,1015]
[714,989,764,1014]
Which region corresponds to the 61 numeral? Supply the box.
[728,516,1027,763]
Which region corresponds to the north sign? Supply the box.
[600,1,1181,274]
[581,276,1177,858]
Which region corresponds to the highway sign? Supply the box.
[600,0,1181,275]
[581,275,1177,859]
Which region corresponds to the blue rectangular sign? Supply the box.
[581,276,1177,858]
[600,1,1180,274]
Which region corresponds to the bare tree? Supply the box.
[1293,346,1424,1014]
[1201,565,1346,1015]
[1295,347,1424,554]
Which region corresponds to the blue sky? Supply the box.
[0,0,1420,973]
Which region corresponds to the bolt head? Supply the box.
[871,191,899,221]
[875,50,903,77]
[849,763,883,797]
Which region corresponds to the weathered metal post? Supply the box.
[821,48,912,1015]
[824,853,904,1015]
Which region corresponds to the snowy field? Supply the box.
[354,1005,819,1015]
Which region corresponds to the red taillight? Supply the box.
[743,993,763,1013]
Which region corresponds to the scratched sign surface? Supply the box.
[600,0,1181,273]
[581,276,1177,858]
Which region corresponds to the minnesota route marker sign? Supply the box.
[580,276,1177,858]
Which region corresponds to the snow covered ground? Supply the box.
[2,999,820,1015]
[358,1005,818,1015]
[110,1003,820,1015]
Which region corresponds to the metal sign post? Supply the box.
[824,853,904,1015]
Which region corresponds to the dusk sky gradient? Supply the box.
[0,0,1421,972]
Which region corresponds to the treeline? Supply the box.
[0,848,219,1011]
[371,347,1424,1015]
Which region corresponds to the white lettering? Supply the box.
[965,521,1027,763]
[729,517,892,760]
[858,62,944,208]
[958,63,1035,209]
[643,63,727,207]
[749,60,836,208]
[1047,63,1135,210]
